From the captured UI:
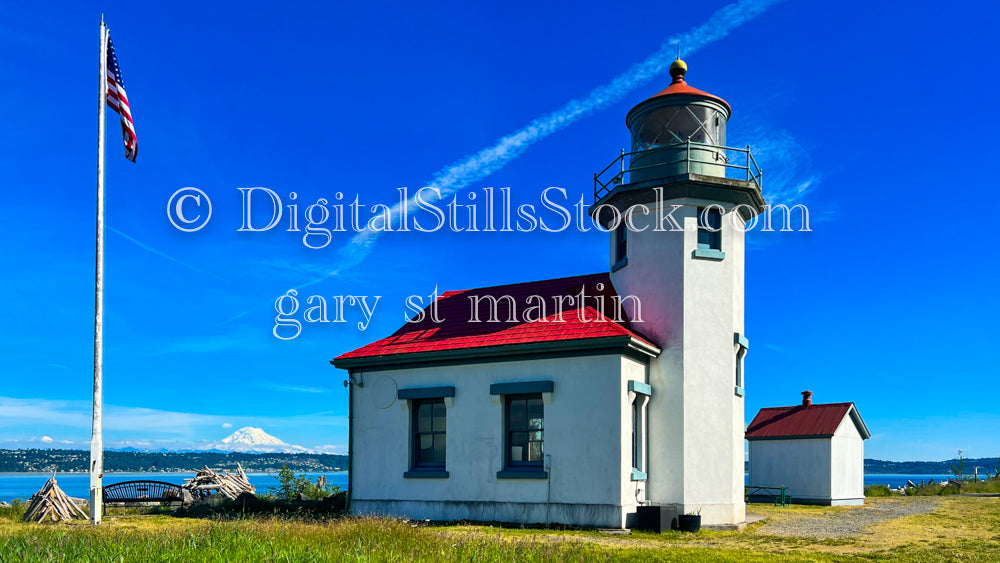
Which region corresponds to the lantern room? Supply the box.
[625,59,732,182]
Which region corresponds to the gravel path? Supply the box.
[757,498,941,539]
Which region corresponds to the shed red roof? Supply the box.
[333,273,659,366]
[746,403,871,440]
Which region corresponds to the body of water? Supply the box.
[0,472,348,502]
[744,473,957,489]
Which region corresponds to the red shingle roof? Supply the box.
[746,403,871,440]
[333,273,659,365]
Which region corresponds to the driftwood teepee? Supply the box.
[23,476,88,523]
[182,464,255,500]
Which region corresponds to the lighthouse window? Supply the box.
[628,380,651,480]
[505,394,544,468]
[734,333,748,397]
[412,399,447,469]
[615,220,628,263]
[697,207,722,251]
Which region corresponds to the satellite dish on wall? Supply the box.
[368,374,397,409]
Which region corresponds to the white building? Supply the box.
[333,58,766,528]
[746,391,871,506]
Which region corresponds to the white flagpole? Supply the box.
[90,18,107,526]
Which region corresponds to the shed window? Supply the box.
[412,399,446,468]
[506,394,544,468]
[697,207,722,251]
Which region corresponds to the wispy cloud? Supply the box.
[109,226,225,281]
[0,396,347,441]
[259,384,331,394]
[734,125,821,207]
[278,0,786,289]
[145,328,270,356]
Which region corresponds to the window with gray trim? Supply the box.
[735,334,748,395]
[632,395,643,471]
[412,399,446,469]
[615,221,628,263]
[629,386,649,477]
[736,346,746,388]
[505,394,544,468]
[697,206,722,251]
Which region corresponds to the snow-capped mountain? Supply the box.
[221,427,287,447]
[215,427,308,453]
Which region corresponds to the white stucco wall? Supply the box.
[610,199,746,525]
[830,415,865,505]
[748,438,832,501]
[620,355,649,526]
[349,352,647,528]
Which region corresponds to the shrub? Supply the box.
[271,465,340,501]
[864,484,894,497]
[950,450,967,480]
[0,501,26,521]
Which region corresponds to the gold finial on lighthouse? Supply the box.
[669,57,688,83]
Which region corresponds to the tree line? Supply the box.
[0,449,348,473]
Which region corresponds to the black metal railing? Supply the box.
[102,480,183,503]
[594,140,762,202]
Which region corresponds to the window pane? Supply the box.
[633,399,641,470]
[709,209,722,229]
[527,399,543,430]
[433,402,446,432]
[510,431,527,462]
[418,434,434,463]
[528,441,543,462]
[697,229,710,248]
[417,403,432,432]
[509,399,526,430]
[529,431,543,442]
[433,435,446,464]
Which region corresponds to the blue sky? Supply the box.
[1,0,997,461]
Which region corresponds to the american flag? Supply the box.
[106,33,137,162]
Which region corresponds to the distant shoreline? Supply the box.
[0,449,346,474]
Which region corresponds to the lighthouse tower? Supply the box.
[593,59,765,525]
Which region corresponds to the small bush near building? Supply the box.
[864,484,895,497]
[271,465,340,501]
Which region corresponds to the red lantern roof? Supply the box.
[641,59,731,114]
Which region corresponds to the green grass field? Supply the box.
[2,496,999,562]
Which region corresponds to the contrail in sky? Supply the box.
[109,226,225,281]
[292,0,787,288]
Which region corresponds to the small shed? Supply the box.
[746,391,870,506]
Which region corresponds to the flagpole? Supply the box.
[90,18,107,526]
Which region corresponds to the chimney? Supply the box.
[801,390,813,406]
